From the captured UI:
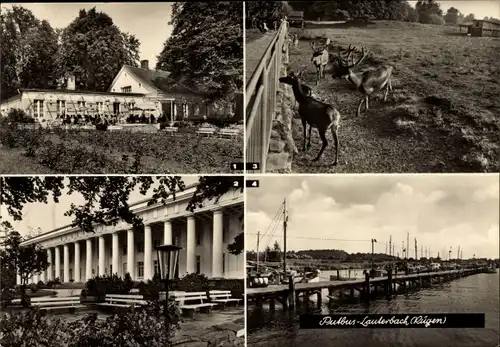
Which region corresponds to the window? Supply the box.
[127,102,135,110]
[122,245,127,255]
[196,256,201,274]
[121,86,132,93]
[182,104,189,118]
[153,239,160,249]
[194,105,200,116]
[97,101,104,113]
[136,242,144,253]
[154,260,160,275]
[109,265,112,275]
[174,236,180,246]
[33,100,44,118]
[57,100,66,115]
[196,230,201,246]
[137,261,144,278]
[77,101,86,113]
[222,253,225,274]
[223,214,229,243]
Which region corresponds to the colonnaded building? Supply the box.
[1,60,239,123]
[19,183,244,283]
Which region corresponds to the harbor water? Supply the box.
[247,270,499,347]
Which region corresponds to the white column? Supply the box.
[144,225,152,280]
[63,244,69,282]
[112,232,119,276]
[127,229,135,279]
[164,220,172,245]
[86,239,92,280]
[55,246,61,281]
[16,273,21,285]
[46,248,52,281]
[98,236,105,276]
[186,216,196,274]
[74,242,80,282]
[212,210,223,278]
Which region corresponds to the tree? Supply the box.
[444,7,461,24]
[156,2,243,104]
[57,7,140,92]
[415,0,443,24]
[463,13,475,23]
[0,176,245,255]
[0,224,49,287]
[0,6,59,100]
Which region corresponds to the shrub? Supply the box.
[6,108,35,123]
[29,283,37,293]
[428,14,445,25]
[36,280,45,289]
[171,272,210,292]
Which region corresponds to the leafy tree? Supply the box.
[416,0,443,24]
[444,7,461,24]
[246,1,293,20]
[0,176,245,254]
[463,13,475,23]
[0,223,49,289]
[0,6,59,100]
[57,7,140,91]
[156,2,243,104]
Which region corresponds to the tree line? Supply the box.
[248,1,494,27]
[0,3,242,103]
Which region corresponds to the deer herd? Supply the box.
[279,34,394,166]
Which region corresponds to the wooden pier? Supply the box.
[246,267,488,310]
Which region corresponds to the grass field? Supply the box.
[0,127,243,174]
[285,21,499,173]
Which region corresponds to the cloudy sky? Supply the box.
[1,3,173,66]
[408,1,500,19]
[1,176,199,237]
[246,174,499,259]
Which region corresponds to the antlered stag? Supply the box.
[279,71,340,165]
[332,45,393,117]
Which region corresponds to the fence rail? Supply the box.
[246,21,288,173]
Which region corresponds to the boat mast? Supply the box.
[283,198,287,275]
[256,230,260,272]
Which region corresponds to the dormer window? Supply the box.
[121,86,132,93]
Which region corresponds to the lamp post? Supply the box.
[371,238,377,271]
[156,244,182,340]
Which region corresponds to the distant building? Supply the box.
[288,11,304,28]
[0,60,234,125]
[459,19,500,37]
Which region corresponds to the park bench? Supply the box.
[163,126,179,136]
[97,294,147,308]
[196,127,216,137]
[30,296,85,312]
[172,291,218,318]
[208,290,242,309]
[218,128,241,139]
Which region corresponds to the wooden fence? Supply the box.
[245,20,289,172]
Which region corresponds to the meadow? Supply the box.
[285,21,499,173]
[0,126,243,174]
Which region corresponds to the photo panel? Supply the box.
[0,175,245,346]
[0,2,244,174]
[244,174,499,347]
[245,1,499,174]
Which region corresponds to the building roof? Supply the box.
[289,11,304,18]
[123,65,205,97]
[21,88,145,97]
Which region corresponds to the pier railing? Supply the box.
[246,20,289,172]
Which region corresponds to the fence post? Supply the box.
[260,67,269,170]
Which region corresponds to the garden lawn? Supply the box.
[286,21,499,173]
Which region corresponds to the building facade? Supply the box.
[19,184,244,284]
[0,60,229,124]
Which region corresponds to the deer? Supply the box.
[292,70,312,107]
[279,71,340,165]
[292,33,299,49]
[332,45,393,117]
[310,41,329,85]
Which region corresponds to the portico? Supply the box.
[19,185,244,283]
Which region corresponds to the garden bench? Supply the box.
[30,296,85,312]
[218,128,241,138]
[208,290,242,309]
[97,294,147,308]
[196,127,216,137]
[163,126,179,136]
[172,291,218,318]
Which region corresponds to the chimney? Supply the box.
[141,60,149,70]
[67,75,75,90]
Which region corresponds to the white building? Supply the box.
[19,183,244,284]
